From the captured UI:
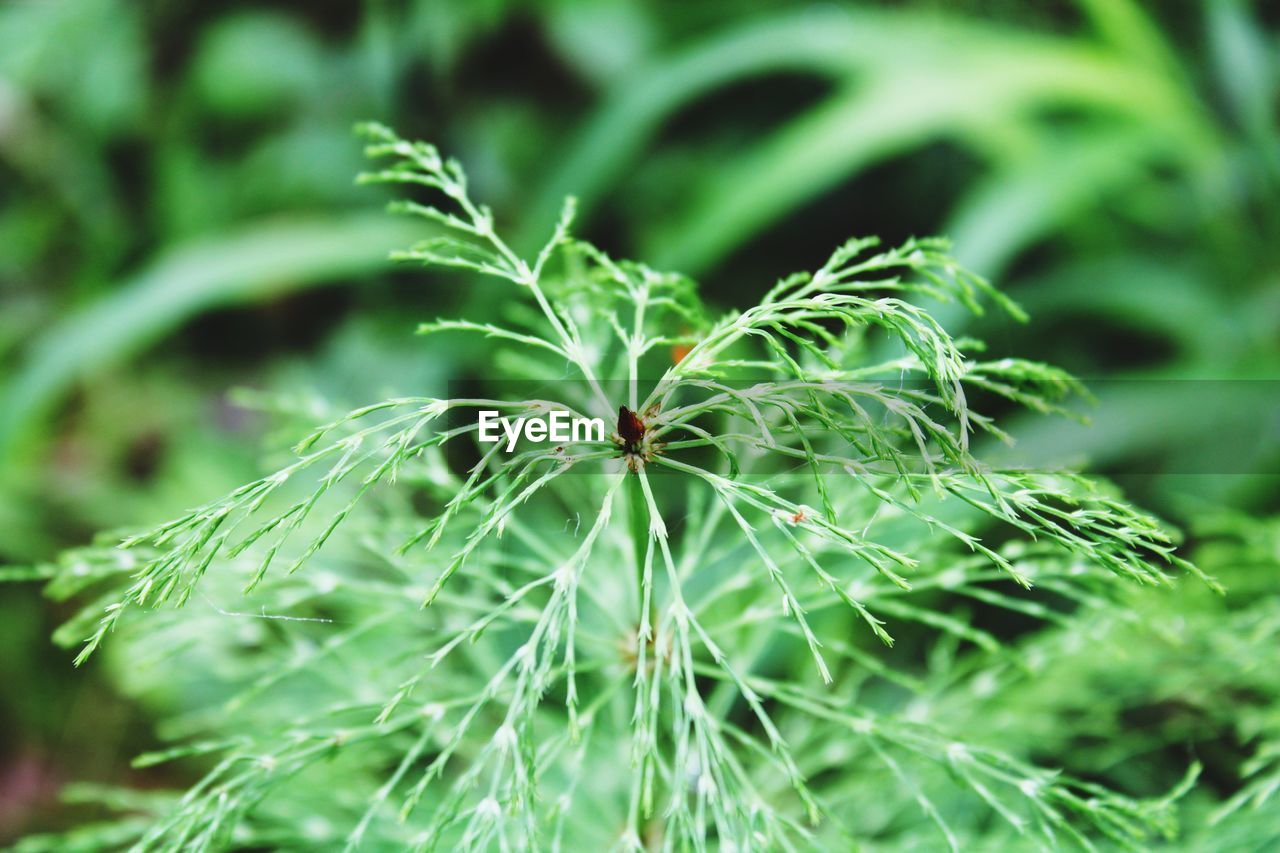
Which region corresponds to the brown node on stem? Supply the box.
[615,404,662,472]
[617,405,645,452]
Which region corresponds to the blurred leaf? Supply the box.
[650,24,1214,273]
[527,7,1216,275]
[1012,257,1229,363]
[947,127,1179,277]
[191,11,324,119]
[0,214,424,460]
[545,1,656,87]
[1075,0,1183,80]
[522,7,863,252]
[0,0,146,135]
[1207,0,1280,177]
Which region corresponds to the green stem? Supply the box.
[625,472,649,603]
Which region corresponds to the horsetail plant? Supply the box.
[23,124,1217,851]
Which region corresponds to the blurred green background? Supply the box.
[1,0,1276,843]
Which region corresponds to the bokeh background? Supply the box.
[1,0,1277,843]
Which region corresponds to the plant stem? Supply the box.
[625,472,649,605]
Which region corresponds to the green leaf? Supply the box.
[0,214,423,459]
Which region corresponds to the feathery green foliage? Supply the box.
[20,125,1218,851]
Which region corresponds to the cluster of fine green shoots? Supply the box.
[20,125,1216,851]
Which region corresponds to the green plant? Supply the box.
[18,125,1218,851]
[918,509,1280,850]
